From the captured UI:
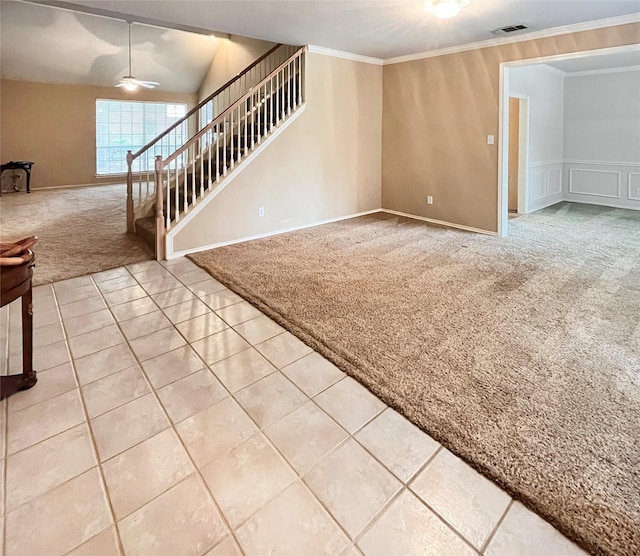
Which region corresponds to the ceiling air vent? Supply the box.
[491,24,528,35]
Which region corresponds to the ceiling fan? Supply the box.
[116,22,159,92]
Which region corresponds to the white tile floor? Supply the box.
[0,258,587,556]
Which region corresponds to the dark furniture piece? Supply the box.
[1,238,38,400]
[1,161,34,194]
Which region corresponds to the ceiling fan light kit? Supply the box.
[425,0,471,19]
[116,22,159,92]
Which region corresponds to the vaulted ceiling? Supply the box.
[0,1,222,93]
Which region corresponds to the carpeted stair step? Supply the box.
[134,216,156,248]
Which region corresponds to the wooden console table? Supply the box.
[1,161,34,195]
[1,238,38,400]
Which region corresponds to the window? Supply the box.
[96,100,188,175]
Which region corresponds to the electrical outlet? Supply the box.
[427,196,433,205]
[258,207,265,218]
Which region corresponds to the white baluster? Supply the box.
[230,110,235,169]
[235,106,240,162]
[298,53,303,105]
[257,86,262,144]
[165,168,170,229]
[292,57,296,109]
[206,131,211,193]
[245,98,249,155]
[276,72,280,125]
[251,93,255,149]
[269,78,273,133]
[216,123,221,181]
[177,154,183,223]
[223,117,229,174]
[190,141,195,212]
[288,62,292,115]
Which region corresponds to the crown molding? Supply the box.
[565,64,640,77]
[383,12,640,66]
[308,45,383,65]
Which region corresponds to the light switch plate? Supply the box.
[487,135,495,145]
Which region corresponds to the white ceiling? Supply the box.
[2,0,638,93]
[545,49,640,73]
[0,1,221,93]
[60,0,640,59]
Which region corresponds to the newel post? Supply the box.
[126,150,134,233]
[154,155,165,261]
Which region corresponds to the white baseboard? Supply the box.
[34,181,125,191]
[380,209,498,236]
[528,192,564,213]
[560,197,639,210]
[168,208,383,259]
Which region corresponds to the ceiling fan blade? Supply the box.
[136,81,158,89]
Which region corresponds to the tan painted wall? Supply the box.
[173,52,382,254]
[0,80,196,189]
[382,23,640,232]
[198,35,276,101]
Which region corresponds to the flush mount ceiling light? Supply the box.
[116,22,159,92]
[424,0,471,19]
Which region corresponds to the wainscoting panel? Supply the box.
[548,168,562,195]
[569,168,620,198]
[526,162,564,212]
[629,172,640,202]
[564,161,640,210]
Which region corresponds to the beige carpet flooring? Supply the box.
[191,203,640,556]
[0,184,150,285]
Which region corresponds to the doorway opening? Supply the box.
[497,43,640,237]
[507,95,528,216]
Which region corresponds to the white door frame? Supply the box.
[497,43,640,237]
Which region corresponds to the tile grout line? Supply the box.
[349,445,446,549]
[87,264,248,556]
[11,262,509,556]
[51,281,127,556]
[176,265,521,552]
[161,261,446,550]
[155,262,352,554]
[2,304,9,556]
[1,400,6,556]
[210,342,393,544]
[185,270,499,553]
[3,280,124,554]
[353,485,408,547]
[10,269,438,554]
[0,279,152,550]
[157,262,362,552]
[480,499,514,554]
[402,445,493,555]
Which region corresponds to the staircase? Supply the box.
[126,44,306,258]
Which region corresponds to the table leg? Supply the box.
[25,168,31,194]
[0,290,37,400]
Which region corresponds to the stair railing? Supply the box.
[152,45,306,259]
[126,43,298,232]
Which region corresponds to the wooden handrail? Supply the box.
[131,43,284,160]
[162,46,305,167]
